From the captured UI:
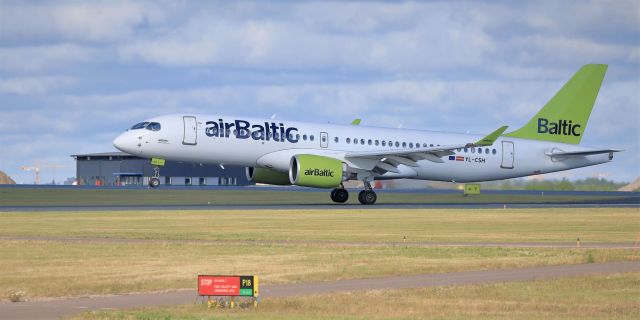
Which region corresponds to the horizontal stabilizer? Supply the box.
[546,149,621,157]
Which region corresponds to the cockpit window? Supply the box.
[130,122,149,130]
[129,122,161,131]
[147,122,161,131]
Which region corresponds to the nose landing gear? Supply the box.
[148,158,165,188]
[148,166,161,188]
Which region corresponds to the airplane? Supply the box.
[113,64,620,205]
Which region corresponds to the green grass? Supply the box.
[0,187,631,206]
[0,208,637,300]
[70,272,640,320]
[0,208,637,243]
[4,240,632,299]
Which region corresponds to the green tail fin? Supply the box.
[504,64,607,144]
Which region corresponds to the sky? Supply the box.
[0,0,638,184]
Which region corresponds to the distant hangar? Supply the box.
[71,152,251,187]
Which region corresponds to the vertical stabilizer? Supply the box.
[504,64,607,144]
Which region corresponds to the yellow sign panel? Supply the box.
[464,183,481,195]
[150,158,166,166]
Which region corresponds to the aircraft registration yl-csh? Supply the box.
[113,64,620,205]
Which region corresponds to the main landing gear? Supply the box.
[357,181,377,205]
[330,184,349,203]
[330,181,378,205]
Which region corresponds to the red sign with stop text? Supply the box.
[198,275,256,296]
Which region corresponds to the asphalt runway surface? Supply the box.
[1,184,636,197]
[2,186,637,211]
[1,261,638,320]
[1,201,638,212]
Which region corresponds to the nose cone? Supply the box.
[113,133,134,154]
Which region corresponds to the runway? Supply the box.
[1,261,638,320]
[1,186,638,211]
[1,201,638,212]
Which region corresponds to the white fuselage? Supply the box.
[113,114,612,183]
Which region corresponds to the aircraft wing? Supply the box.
[345,126,508,174]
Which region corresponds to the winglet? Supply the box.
[474,125,508,146]
[351,118,361,125]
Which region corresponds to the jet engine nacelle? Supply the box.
[289,154,345,188]
[246,167,291,185]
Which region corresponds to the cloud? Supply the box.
[0,43,98,73]
[0,76,76,95]
[0,1,169,43]
[0,0,637,183]
[519,0,639,40]
[117,2,497,71]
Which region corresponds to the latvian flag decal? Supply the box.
[448,156,464,161]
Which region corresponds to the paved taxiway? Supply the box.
[2,261,638,320]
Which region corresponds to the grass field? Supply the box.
[0,208,637,243]
[0,187,633,206]
[70,272,640,320]
[1,208,637,301]
[3,240,633,299]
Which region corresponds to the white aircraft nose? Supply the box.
[113,133,134,153]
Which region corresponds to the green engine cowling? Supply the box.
[246,167,291,185]
[289,154,345,188]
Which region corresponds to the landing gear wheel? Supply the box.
[148,177,160,188]
[331,188,349,203]
[358,190,377,205]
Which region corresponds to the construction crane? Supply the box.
[21,162,70,184]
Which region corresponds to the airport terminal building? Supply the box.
[72,152,251,186]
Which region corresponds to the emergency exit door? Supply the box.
[320,132,328,148]
[183,116,197,145]
[501,141,514,169]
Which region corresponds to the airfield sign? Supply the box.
[198,275,258,297]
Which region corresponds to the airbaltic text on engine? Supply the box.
[205,119,299,143]
[537,118,581,136]
[304,169,334,177]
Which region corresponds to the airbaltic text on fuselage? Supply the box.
[205,119,299,143]
[537,118,581,136]
[304,169,334,177]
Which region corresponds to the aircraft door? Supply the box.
[501,141,514,169]
[320,132,328,148]
[183,116,197,145]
